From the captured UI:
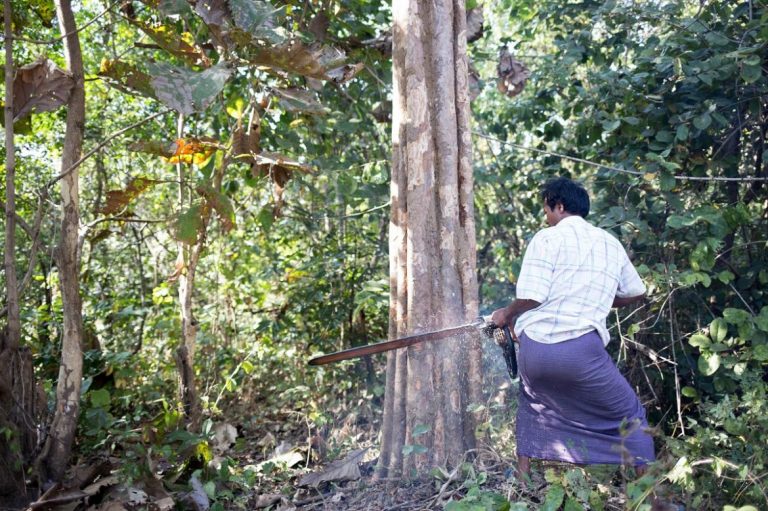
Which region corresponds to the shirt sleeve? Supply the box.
[616,251,646,298]
[515,232,555,303]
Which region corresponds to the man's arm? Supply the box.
[491,299,541,328]
[612,293,645,308]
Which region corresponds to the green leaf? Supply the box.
[228,0,284,43]
[698,352,720,376]
[675,124,689,141]
[159,0,192,16]
[710,318,728,343]
[412,424,431,437]
[693,113,711,130]
[723,308,751,326]
[602,119,620,132]
[90,388,111,408]
[402,444,427,456]
[755,307,768,332]
[741,64,762,84]
[688,334,711,349]
[681,386,698,398]
[563,496,584,511]
[174,204,205,244]
[541,484,565,511]
[753,344,768,362]
[148,63,233,115]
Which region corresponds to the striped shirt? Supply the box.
[514,215,646,346]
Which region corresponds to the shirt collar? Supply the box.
[556,215,587,227]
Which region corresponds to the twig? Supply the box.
[2,0,121,45]
[45,109,172,189]
[474,131,768,182]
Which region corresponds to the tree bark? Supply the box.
[1,0,43,497]
[37,0,86,483]
[377,0,480,478]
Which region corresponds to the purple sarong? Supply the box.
[516,330,654,466]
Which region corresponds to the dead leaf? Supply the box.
[253,151,312,186]
[468,64,481,101]
[82,475,120,496]
[196,183,236,232]
[187,476,210,511]
[98,59,156,98]
[273,87,325,114]
[325,62,364,84]
[308,11,329,42]
[253,494,282,509]
[13,57,75,122]
[297,448,368,487]
[99,177,162,216]
[497,49,530,98]
[246,40,349,81]
[194,0,229,27]
[466,6,484,43]
[167,259,186,283]
[212,422,238,454]
[141,477,174,511]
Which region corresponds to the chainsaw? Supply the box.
[308,316,519,380]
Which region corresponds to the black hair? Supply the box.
[541,177,590,218]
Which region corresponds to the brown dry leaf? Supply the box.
[13,57,75,122]
[167,259,186,283]
[497,48,530,98]
[99,177,162,216]
[82,475,120,496]
[247,40,349,81]
[99,59,156,98]
[466,6,484,43]
[196,183,236,232]
[253,494,283,508]
[252,151,312,187]
[194,0,229,27]
[297,448,367,487]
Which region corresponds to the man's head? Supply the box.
[540,177,590,225]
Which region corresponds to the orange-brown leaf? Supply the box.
[167,137,220,165]
[99,177,162,215]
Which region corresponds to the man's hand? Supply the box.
[491,299,541,328]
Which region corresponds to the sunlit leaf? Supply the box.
[253,151,312,187]
[148,62,233,115]
[99,59,156,98]
[245,40,350,81]
[698,352,720,376]
[129,19,210,66]
[12,57,74,122]
[167,137,220,165]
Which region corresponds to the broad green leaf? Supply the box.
[753,344,768,362]
[693,113,711,130]
[148,63,233,115]
[174,204,206,244]
[710,318,728,342]
[401,444,427,456]
[228,0,284,43]
[755,307,768,332]
[158,0,192,16]
[541,484,565,511]
[675,124,689,140]
[688,334,711,349]
[698,352,720,376]
[90,388,111,408]
[412,424,431,437]
[723,308,751,326]
[563,496,584,511]
[741,64,762,84]
[681,386,698,398]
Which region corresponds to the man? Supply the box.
[492,177,654,476]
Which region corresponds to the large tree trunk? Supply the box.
[37,0,86,484]
[377,0,481,478]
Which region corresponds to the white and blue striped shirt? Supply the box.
[514,215,646,346]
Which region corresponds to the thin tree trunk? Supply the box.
[377,0,480,479]
[37,0,86,483]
